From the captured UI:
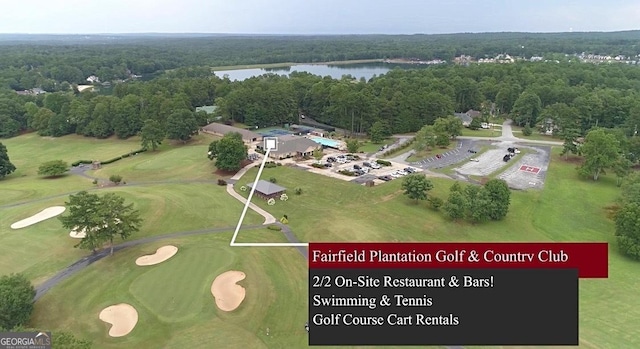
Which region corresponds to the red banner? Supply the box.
[308,242,608,278]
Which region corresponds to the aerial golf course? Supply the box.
[0,130,638,349]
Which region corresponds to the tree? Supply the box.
[166,109,198,143]
[369,120,390,143]
[414,125,436,152]
[59,191,142,255]
[0,273,35,330]
[434,116,463,139]
[469,117,482,130]
[346,139,359,153]
[612,157,633,187]
[444,190,467,220]
[578,128,621,181]
[435,133,450,147]
[208,132,247,172]
[37,160,69,177]
[615,203,640,260]
[483,179,511,220]
[140,119,165,151]
[313,148,324,161]
[109,174,123,185]
[512,91,542,127]
[0,142,16,179]
[560,128,581,160]
[522,124,533,136]
[401,174,433,201]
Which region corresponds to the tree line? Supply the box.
[1,31,639,91]
[2,61,640,156]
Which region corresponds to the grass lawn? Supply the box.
[0,183,262,285]
[358,138,395,153]
[511,126,562,141]
[88,134,220,182]
[0,133,143,204]
[460,128,501,137]
[406,143,456,162]
[29,233,310,349]
[234,153,639,348]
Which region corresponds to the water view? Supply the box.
[213,62,436,81]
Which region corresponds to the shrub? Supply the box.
[269,177,277,183]
[276,162,282,166]
[339,170,356,176]
[92,179,98,185]
[376,159,392,166]
[217,179,227,186]
[265,161,277,168]
[522,125,533,136]
[429,196,444,210]
[295,187,303,195]
[267,224,282,231]
[311,163,325,169]
[72,160,92,166]
[109,174,123,184]
[101,156,122,165]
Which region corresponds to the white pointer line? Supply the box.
[229,147,309,247]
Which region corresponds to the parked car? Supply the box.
[397,170,408,176]
[324,163,332,167]
[361,167,370,173]
[353,164,361,170]
[404,167,416,173]
[363,162,371,167]
[378,175,392,181]
[503,154,512,162]
[435,154,442,159]
[370,162,381,169]
[327,157,336,162]
[468,149,477,153]
[470,158,479,162]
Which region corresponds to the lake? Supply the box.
[213,62,437,81]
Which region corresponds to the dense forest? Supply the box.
[2,61,640,139]
[0,31,639,90]
[1,32,640,162]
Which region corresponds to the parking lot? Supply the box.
[410,139,479,169]
[496,146,550,190]
[299,153,420,185]
[452,142,551,190]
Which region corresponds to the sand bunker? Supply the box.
[11,206,66,229]
[69,228,87,238]
[135,245,178,266]
[99,303,138,337]
[211,271,246,312]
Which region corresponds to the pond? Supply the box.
[213,62,437,81]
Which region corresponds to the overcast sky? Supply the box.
[1,0,639,34]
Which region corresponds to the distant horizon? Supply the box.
[1,29,639,36]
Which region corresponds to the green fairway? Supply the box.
[1,133,142,176]
[30,233,310,349]
[88,133,220,182]
[0,182,262,285]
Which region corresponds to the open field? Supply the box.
[0,133,143,204]
[357,139,396,153]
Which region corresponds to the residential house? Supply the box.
[202,122,262,143]
[86,75,100,83]
[258,134,321,160]
[454,113,472,127]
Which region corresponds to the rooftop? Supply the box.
[247,180,287,195]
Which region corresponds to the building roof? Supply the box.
[466,109,482,118]
[202,122,261,140]
[247,180,286,195]
[454,112,472,124]
[269,135,320,156]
